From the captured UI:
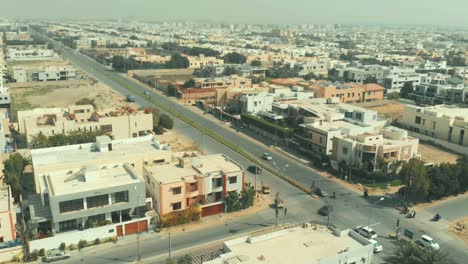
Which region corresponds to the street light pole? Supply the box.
[134,186,141,262]
[368,197,384,227]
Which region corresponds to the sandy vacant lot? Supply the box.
[451,217,468,245]
[157,130,199,153]
[418,142,460,164]
[10,80,138,117]
[357,100,405,121]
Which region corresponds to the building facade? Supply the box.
[145,154,244,216]
[0,184,17,242]
[401,105,468,147]
[307,81,384,103]
[17,105,153,145]
[13,65,77,83]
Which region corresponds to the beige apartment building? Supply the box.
[145,154,244,217]
[401,105,468,147]
[17,105,153,146]
[304,81,384,103]
[0,184,17,242]
[332,126,419,171]
[186,54,224,69]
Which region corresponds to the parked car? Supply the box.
[416,235,440,251]
[355,226,378,239]
[314,187,329,197]
[262,185,271,194]
[42,250,70,262]
[262,153,272,161]
[248,165,262,174]
[317,205,330,216]
[144,91,149,95]
[368,239,383,252]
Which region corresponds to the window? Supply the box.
[111,191,129,204]
[422,119,425,125]
[59,199,84,213]
[432,122,436,129]
[342,147,348,155]
[172,202,181,210]
[44,193,49,206]
[229,176,237,184]
[355,112,363,121]
[172,187,182,195]
[59,219,77,231]
[86,194,109,208]
[415,116,421,124]
[100,124,113,132]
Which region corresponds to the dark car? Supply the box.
[318,205,330,216]
[247,165,262,174]
[315,187,329,197]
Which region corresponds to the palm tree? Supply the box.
[415,249,455,264]
[383,240,420,264]
[15,219,38,256]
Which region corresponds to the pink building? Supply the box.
[145,154,244,217]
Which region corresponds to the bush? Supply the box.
[159,114,174,129]
[59,242,66,251]
[28,250,39,261]
[68,243,77,250]
[38,248,46,257]
[94,238,101,245]
[240,114,294,138]
[11,253,23,262]
[387,92,400,100]
[78,239,88,249]
[160,205,202,227]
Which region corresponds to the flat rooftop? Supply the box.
[31,135,170,169]
[44,163,141,196]
[221,226,366,264]
[146,154,242,184]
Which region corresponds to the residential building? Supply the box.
[204,224,374,264]
[145,154,244,216]
[332,126,419,171]
[291,102,386,158]
[26,135,172,233]
[294,58,330,76]
[17,105,153,146]
[0,109,13,153]
[13,65,77,83]
[237,91,274,114]
[193,75,252,89]
[7,48,56,61]
[0,184,17,242]
[0,87,10,107]
[186,54,224,69]
[401,105,468,147]
[307,81,384,103]
[383,68,422,93]
[331,65,387,84]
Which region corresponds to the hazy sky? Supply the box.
[1,0,467,26]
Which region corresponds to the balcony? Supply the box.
[363,145,376,153]
[186,188,199,197]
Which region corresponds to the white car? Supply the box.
[417,235,440,251]
[368,239,383,252]
[356,226,378,239]
[262,153,272,161]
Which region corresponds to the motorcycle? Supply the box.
[431,213,442,221]
[406,211,416,218]
[331,192,336,199]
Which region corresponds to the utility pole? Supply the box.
[168,230,172,259]
[135,187,141,262]
[327,201,333,227]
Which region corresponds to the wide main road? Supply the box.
[50,40,467,263]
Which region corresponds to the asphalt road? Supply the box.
[425,198,468,221]
[47,39,467,264]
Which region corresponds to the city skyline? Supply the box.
[2,0,468,27]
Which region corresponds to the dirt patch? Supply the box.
[357,100,405,121]
[157,130,199,152]
[10,81,138,117]
[164,194,273,235]
[450,217,468,244]
[418,142,460,165]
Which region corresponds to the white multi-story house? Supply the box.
[13,65,77,83]
[7,48,56,61]
[26,135,173,233]
[17,105,153,146]
[401,105,468,147]
[238,91,274,115]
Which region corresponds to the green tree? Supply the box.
[167,84,178,97]
[30,132,51,149]
[177,255,193,264]
[3,153,28,201]
[223,52,247,64]
[250,60,262,67]
[159,114,174,129]
[399,159,430,196]
[151,108,160,129]
[222,66,238,76]
[165,53,189,69]
[182,79,195,89]
[414,249,455,264]
[384,240,455,264]
[91,40,97,48]
[387,92,400,100]
[15,219,38,256]
[364,76,378,84]
[129,35,139,40]
[400,82,414,99]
